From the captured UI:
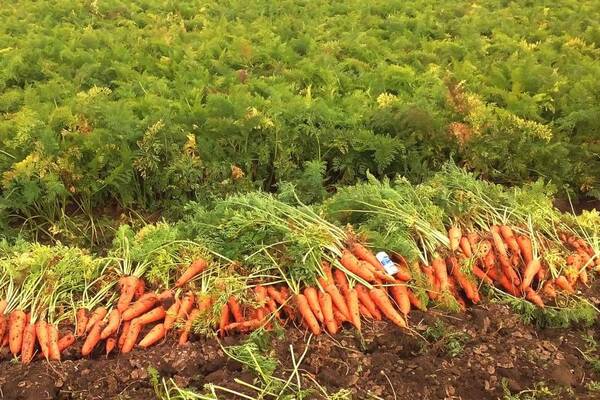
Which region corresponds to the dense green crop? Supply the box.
[1,0,599,236]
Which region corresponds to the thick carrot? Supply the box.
[349,242,385,273]
[100,309,121,340]
[339,250,376,282]
[319,292,338,335]
[499,225,521,256]
[516,236,533,264]
[134,279,146,299]
[355,284,382,320]
[36,320,50,359]
[179,308,201,345]
[520,259,541,290]
[421,265,439,300]
[347,289,361,331]
[76,308,88,337]
[496,271,520,297]
[324,283,351,321]
[497,252,520,286]
[175,259,208,288]
[460,236,473,257]
[86,306,108,333]
[58,332,75,353]
[9,310,26,355]
[82,321,105,357]
[555,276,575,294]
[542,282,557,298]
[369,288,406,328]
[121,321,142,353]
[118,320,131,351]
[218,303,231,337]
[359,304,373,319]
[388,283,411,315]
[140,323,167,348]
[176,291,195,322]
[223,319,263,333]
[164,298,181,332]
[0,314,6,343]
[228,297,244,323]
[525,288,544,308]
[136,306,166,326]
[304,287,324,323]
[117,276,139,313]
[158,289,174,302]
[0,300,6,315]
[448,226,462,252]
[447,257,480,303]
[122,293,158,321]
[431,257,449,291]
[333,269,350,295]
[333,309,348,324]
[106,337,117,356]
[47,325,60,361]
[490,226,509,258]
[296,294,321,335]
[472,265,493,285]
[266,296,280,320]
[267,286,287,305]
[407,288,426,311]
[20,323,37,364]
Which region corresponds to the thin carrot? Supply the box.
[136,306,166,326]
[323,283,351,321]
[525,288,544,308]
[118,320,131,351]
[117,276,139,313]
[223,319,263,333]
[100,309,121,340]
[499,225,521,256]
[175,259,208,288]
[319,292,338,335]
[407,288,426,311]
[81,321,105,357]
[421,265,439,300]
[333,269,350,295]
[460,236,473,257]
[47,325,60,361]
[106,337,117,356]
[122,293,158,321]
[447,257,480,303]
[355,284,382,320]
[490,226,509,258]
[176,291,195,322]
[296,294,321,335]
[339,250,376,282]
[76,308,88,337]
[349,242,385,273]
[20,322,37,364]
[58,331,75,353]
[516,235,533,264]
[164,298,181,332]
[369,288,407,328]
[121,321,142,354]
[388,283,411,315]
[218,303,230,337]
[520,259,541,290]
[472,265,493,285]
[346,289,361,331]
[555,276,575,294]
[359,304,373,319]
[266,286,287,305]
[140,323,167,348]
[448,226,462,252]
[36,321,50,359]
[9,310,26,355]
[228,297,244,323]
[431,257,449,291]
[303,287,324,323]
[179,308,201,345]
[85,306,108,333]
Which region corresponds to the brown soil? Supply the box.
[1,301,600,399]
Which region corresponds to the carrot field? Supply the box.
[1,1,600,399]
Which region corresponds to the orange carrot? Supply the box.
[460,236,473,257]
[134,279,146,299]
[218,303,230,337]
[179,308,201,345]
[81,321,105,357]
[100,309,122,340]
[525,288,544,308]
[58,331,75,353]
[448,226,462,252]
[369,288,407,328]
[407,288,426,311]
[228,297,244,323]
[118,320,131,351]
[323,283,351,321]
[340,250,376,282]
[122,293,158,321]
[333,309,348,324]
[20,322,37,364]
[497,252,520,286]
[555,276,575,294]
[542,281,557,298]
[520,259,541,290]
[431,257,449,291]
[347,289,361,331]
[106,337,117,356]
[388,283,411,315]
[121,321,142,353]
[303,287,324,323]
[164,298,181,332]
[223,319,263,333]
[135,306,166,326]
[359,304,373,319]
[472,265,493,285]
[140,323,167,348]
[0,315,7,345]
[447,257,480,303]
[490,226,509,258]
[267,286,287,305]
[266,296,280,320]
[117,276,139,313]
[355,284,382,320]
[176,291,195,322]
[47,324,60,361]
[516,236,533,264]
[333,269,350,295]
[319,292,338,335]
[76,308,88,337]
[579,268,589,285]
[86,306,108,333]
[296,294,321,335]
[0,300,6,315]
[421,265,439,300]
[158,289,174,302]
[9,310,26,355]
[349,242,384,273]
[175,259,208,288]
[499,225,521,256]
[36,321,50,359]
[496,271,520,296]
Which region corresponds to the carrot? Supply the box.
[447,257,480,303]
[296,294,321,335]
[76,308,88,337]
[407,288,426,311]
[164,298,181,332]
[228,297,244,323]
[355,284,382,320]
[323,283,351,321]
[542,281,557,299]
[139,323,167,348]
[520,259,541,290]
[122,293,158,321]
[303,287,324,323]
[525,288,544,308]
[490,226,509,258]
[36,321,50,359]
[158,289,174,302]
[516,235,533,264]
[347,289,361,331]
[460,236,473,257]
[9,310,26,355]
[496,272,520,297]
[86,306,108,333]
[0,315,7,345]
[58,331,75,353]
[431,257,449,291]
[340,250,376,282]
[388,283,411,315]
[176,291,195,322]
[81,321,105,357]
[179,308,201,345]
[349,242,385,273]
[369,288,407,328]
[266,286,287,305]
[20,322,37,364]
[106,337,117,356]
[359,304,373,319]
[497,252,520,286]
[100,309,122,340]
[333,269,350,295]
[47,324,60,361]
[117,276,139,313]
[579,268,589,285]
[421,265,439,300]
[499,225,521,256]
[134,279,146,299]
[319,292,338,335]
[472,265,493,285]
[555,276,575,294]
[394,264,412,281]
[322,261,334,284]
[448,226,462,252]
[121,321,142,354]
[118,320,131,351]
[266,296,280,320]
[175,259,208,288]
[218,303,231,337]
[136,306,166,326]
[223,319,263,333]
[0,300,6,315]
[333,309,348,324]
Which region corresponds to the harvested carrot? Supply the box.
[82,321,105,357]
[431,257,449,291]
[369,288,406,328]
[141,323,167,348]
[359,304,373,319]
[164,298,181,331]
[58,331,75,353]
[448,226,462,252]
[101,309,121,340]
[118,320,131,351]
[76,308,88,337]
[296,294,321,335]
[333,269,350,295]
[9,310,26,355]
[36,321,50,359]
[319,292,338,335]
[122,293,158,321]
[20,322,37,364]
[106,337,117,356]
[218,303,230,337]
[388,283,411,315]
[158,289,174,302]
[447,257,480,303]
[555,276,575,294]
[542,282,557,298]
[136,306,166,326]
[516,236,533,264]
[355,284,382,320]
[134,279,145,299]
[421,265,439,300]
[407,288,426,311]
[347,289,361,331]
[490,226,509,258]
[121,321,142,354]
[304,287,324,323]
[85,306,108,333]
[223,319,263,333]
[0,315,7,344]
[460,237,473,257]
[176,291,195,322]
[472,265,493,285]
[228,297,244,323]
[179,308,201,344]
[324,283,351,321]
[340,250,376,282]
[525,288,544,308]
[266,286,287,305]
[520,259,541,290]
[349,242,385,273]
[117,276,139,313]
[47,324,60,361]
[175,259,208,288]
[499,225,521,256]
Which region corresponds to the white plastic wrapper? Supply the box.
[376,251,399,275]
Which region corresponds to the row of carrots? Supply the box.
[1,225,598,364]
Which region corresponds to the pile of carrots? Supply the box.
[0,225,598,365]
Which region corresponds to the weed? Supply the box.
[422,320,470,358]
